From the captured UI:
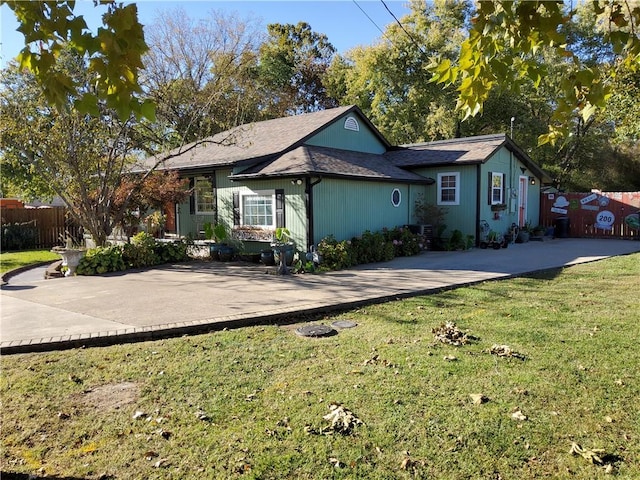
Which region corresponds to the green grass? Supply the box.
[0,249,59,274]
[1,254,639,479]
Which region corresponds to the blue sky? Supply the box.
[1,0,410,68]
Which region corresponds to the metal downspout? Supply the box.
[305,177,322,250]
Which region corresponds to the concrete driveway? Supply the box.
[2,238,638,354]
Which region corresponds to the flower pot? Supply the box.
[52,248,85,276]
[209,243,222,260]
[217,245,234,262]
[516,231,530,243]
[273,244,294,266]
[260,249,275,266]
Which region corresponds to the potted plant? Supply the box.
[271,227,295,274]
[214,224,235,261]
[516,223,531,243]
[531,224,546,240]
[203,222,219,259]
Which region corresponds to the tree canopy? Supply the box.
[3,0,638,204]
[430,0,640,146]
[258,22,338,115]
[2,0,154,121]
[0,50,186,246]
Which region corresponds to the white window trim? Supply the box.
[240,190,276,229]
[195,176,215,214]
[491,172,505,205]
[391,188,402,207]
[437,172,460,206]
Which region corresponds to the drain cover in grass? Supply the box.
[295,324,336,337]
[331,320,357,329]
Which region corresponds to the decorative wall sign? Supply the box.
[595,210,615,231]
[580,193,598,205]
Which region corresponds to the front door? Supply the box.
[518,176,528,226]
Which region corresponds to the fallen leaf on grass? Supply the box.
[57,412,70,420]
[511,410,527,421]
[569,442,605,465]
[490,344,526,360]
[443,355,457,361]
[306,403,363,435]
[132,410,146,420]
[432,322,475,346]
[144,451,159,460]
[470,393,489,405]
[328,457,345,468]
[195,410,210,421]
[153,458,169,468]
[363,354,397,368]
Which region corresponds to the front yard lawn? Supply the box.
[0,249,59,274]
[1,253,638,479]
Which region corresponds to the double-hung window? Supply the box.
[194,177,215,214]
[437,172,460,206]
[241,192,275,228]
[490,172,505,205]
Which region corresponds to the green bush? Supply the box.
[77,237,190,275]
[155,240,189,263]
[318,226,421,271]
[383,226,421,257]
[77,246,125,275]
[350,230,395,264]
[317,235,353,271]
[1,220,38,251]
[123,232,158,268]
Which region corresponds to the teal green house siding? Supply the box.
[410,146,545,244]
[478,148,541,238]
[412,165,478,240]
[305,116,387,154]
[312,179,412,244]
[177,169,308,252]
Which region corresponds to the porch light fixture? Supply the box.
[529,176,536,185]
[520,167,527,174]
[291,178,303,185]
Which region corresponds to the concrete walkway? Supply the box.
[2,238,638,354]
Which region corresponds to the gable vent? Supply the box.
[344,116,360,132]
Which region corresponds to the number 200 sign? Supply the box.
[595,210,615,230]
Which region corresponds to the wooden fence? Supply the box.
[1,207,81,250]
[540,192,640,239]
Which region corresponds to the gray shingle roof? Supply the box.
[232,145,433,184]
[386,134,507,167]
[386,134,550,182]
[145,106,358,171]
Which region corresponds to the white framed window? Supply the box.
[491,172,505,205]
[391,188,402,207]
[437,172,460,205]
[241,191,275,228]
[195,176,215,214]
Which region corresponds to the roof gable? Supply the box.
[305,111,388,154]
[147,105,388,172]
